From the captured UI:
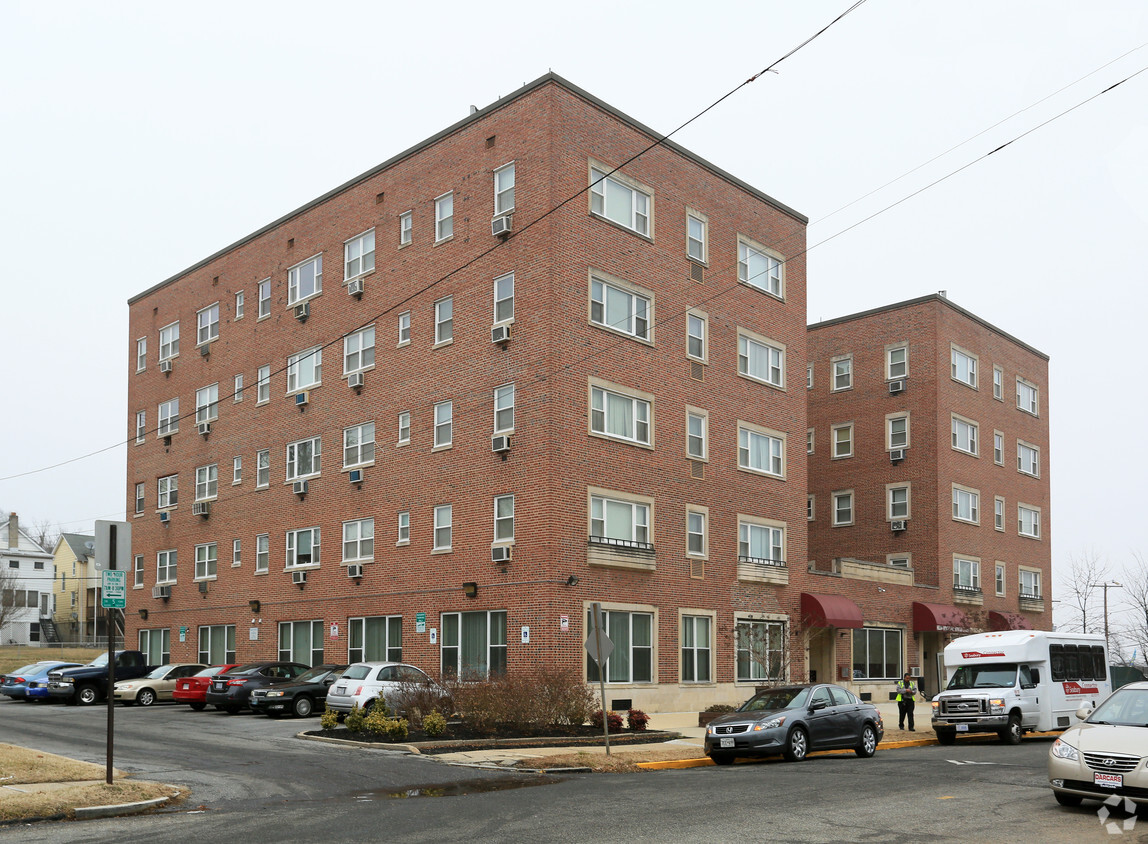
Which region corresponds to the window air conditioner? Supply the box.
[347,564,364,579]
[491,324,511,344]
[890,520,907,532]
[348,279,364,298]
[348,372,364,390]
[192,502,211,517]
[198,422,211,436]
[890,449,905,463]
[492,435,511,453]
[909,666,922,678]
[348,469,363,484]
[159,511,170,524]
[492,215,512,237]
[159,359,172,374]
[292,570,308,586]
[294,391,309,407]
[292,480,308,496]
[152,585,171,599]
[198,580,208,593]
[888,379,905,394]
[491,546,512,563]
[294,302,310,322]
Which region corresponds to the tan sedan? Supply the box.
[113,663,207,707]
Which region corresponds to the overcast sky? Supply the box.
[2,1,1145,629]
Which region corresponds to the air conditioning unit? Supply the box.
[491,324,511,344]
[292,480,308,496]
[347,564,364,579]
[492,214,512,237]
[348,469,363,485]
[909,666,922,678]
[198,422,211,436]
[294,302,310,322]
[198,580,208,593]
[159,511,170,524]
[492,435,511,453]
[890,448,905,463]
[152,585,171,599]
[159,359,172,374]
[192,502,211,517]
[294,391,309,407]
[348,278,364,298]
[292,570,308,586]
[888,379,905,394]
[491,546,512,563]
[200,344,211,357]
[348,372,364,390]
[890,520,907,532]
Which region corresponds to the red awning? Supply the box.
[989,611,1034,631]
[913,602,974,634]
[801,593,863,629]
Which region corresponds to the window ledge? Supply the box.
[287,291,323,309]
[588,211,654,244]
[434,235,454,247]
[587,543,655,572]
[432,339,454,350]
[953,590,984,606]
[431,443,453,453]
[737,561,789,586]
[431,547,452,555]
[397,339,411,348]
[589,431,654,451]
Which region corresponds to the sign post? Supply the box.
[96,520,130,785]
[585,603,614,755]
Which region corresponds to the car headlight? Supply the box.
[754,716,786,731]
[1051,738,1079,761]
[989,698,1005,713]
[266,690,284,697]
[931,701,939,711]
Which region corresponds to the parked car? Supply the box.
[112,663,207,706]
[1,662,81,701]
[324,662,438,716]
[173,664,239,710]
[249,664,348,718]
[204,662,309,713]
[704,684,884,765]
[1049,680,1148,806]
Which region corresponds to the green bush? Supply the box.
[345,703,366,733]
[385,717,410,741]
[319,707,338,730]
[422,711,447,737]
[364,706,392,735]
[704,704,735,714]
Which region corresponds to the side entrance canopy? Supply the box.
[989,611,1034,631]
[801,593,863,629]
[912,602,974,634]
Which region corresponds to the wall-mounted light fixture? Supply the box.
[462,582,478,599]
[138,608,148,620]
[249,600,261,614]
[565,575,579,587]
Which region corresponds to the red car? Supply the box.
[174,664,239,710]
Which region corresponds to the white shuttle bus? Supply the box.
[931,630,1110,745]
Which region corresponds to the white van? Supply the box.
[930,631,1111,745]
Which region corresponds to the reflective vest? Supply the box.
[896,680,917,702]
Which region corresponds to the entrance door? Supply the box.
[807,628,834,685]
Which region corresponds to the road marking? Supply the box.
[938,796,955,800]
[947,760,996,765]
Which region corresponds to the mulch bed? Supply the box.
[304,725,680,755]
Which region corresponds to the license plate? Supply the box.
[1095,772,1123,789]
[334,686,345,694]
[956,724,969,731]
[720,737,735,748]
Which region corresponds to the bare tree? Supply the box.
[1116,552,1148,666]
[28,517,60,555]
[1055,550,1110,634]
[0,565,22,639]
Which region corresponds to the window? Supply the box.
[286,527,320,568]
[442,610,507,678]
[136,337,146,372]
[342,519,374,562]
[994,431,1004,465]
[993,365,1003,400]
[738,333,784,387]
[1018,505,1041,538]
[199,624,236,664]
[739,425,784,476]
[494,384,515,433]
[586,609,652,683]
[349,616,403,664]
[398,311,411,345]
[157,474,178,509]
[493,495,514,543]
[1018,441,1040,477]
[158,398,179,436]
[686,312,706,361]
[435,192,454,241]
[234,374,244,403]
[806,428,814,455]
[195,383,218,424]
[157,549,176,584]
[737,619,785,682]
[687,509,706,556]
[996,563,1006,596]
[951,346,977,387]
[590,384,651,447]
[807,495,815,521]
[888,485,909,520]
[590,274,650,341]
[399,211,412,245]
[954,557,980,592]
[951,415,978,455]
[1017,378,1039,415]
[278,620,323,666]
[681,615,712,683]
[434,401,453,448]
[832,423,853,458]
[832,356,852,391]
[1020,569,1042,599]
[235,290,244,320]
[434,297,453,344]
[256,534,269,573]
[494,162,515,216]
[134,554,144,588]
[134,483,145,515]
[344,229,375,280]
[590,496,650,548]
[433,505,452,551]
[853,628,902,681]
[737,237,782,296]
[887,345,908,380]
[739,522,784,565]
[343,422,375,468]
[493,272,514,324]
[287,347,322,392]
[953,485,979,523]
[194,543,217,580]
[287,254,322,304]
[343,326,375,374]
[135,410,146,444]
[159,321,179,361]
[195,464,218,501]
[398,411,411,444]
[397,511,410,544]
[686,211,707,263]
[232,456,242,485]
[233,539,241,566]
[807,364,813,390]
[139,629,171,665]
[833,491,854,526]
[258,279,271,319]
[687,411,707,460]
[994,496,1005,531]
[888,414,909,450]
[256,449,270,488]
[197,303,219,345]
[257,365,270,404]
[286,437,321,480]
[589,166,650,236]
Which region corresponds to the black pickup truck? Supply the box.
[46,651,158,705]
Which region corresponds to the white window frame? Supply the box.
[235,290,244,320]
[589,165,650,236]
[951,414,978,456]
[1017,441,1040,477]
[195,463,218,502]
[234,373,244,403]
[590,382,652,447]
[434,296,453,345]
[993,430,1004,465]
[258,279,271,319]
[157,474,178,509]
[494,384,515,434]
[134,554,144,587]
[951,345,978,388]
[833,491,854,527]
[686,508,707,558]
[887,344,908,380]
[494,162,515,217]
[398,311,411,346]
[197,303,219,345]
[134,482,145,514]
[433,505,452,551]
[435,192,454,242]
[256,449,270,489]
[590,495,650,548]
[1018,504,1041,539]
[287,254,323,305]
[738,424,785,477]
[686,311,707,362]
[739,520,785,565]
[232,456,242,485]
[493,494,514,544]
[807,363,813,390]
[433,401,453,449]
[232,539,241,567]
[681,613,713,684]
[159,321,179,361]
[256,534,269,573]
[807,495,815,522]
[399,211,412,246]
[398,411,411,445]
[888,484,910,521]
[285,436,321,481]
[738,331,785,388]
[493,272,514,325]
[343,422,375,468]
[993,365,1004,401]
[1017,378,1040,415]
[831,356,853,391]
[343,325,375,374]
[686,210,707,264]
[887,413,909,450]
[589,273,652,342]
[686,409,707,460]
[737,236,783,298]
[285,527,320,569]
[996,563,1006,596]
[195,383,219,424]
[954,557,980,592]
[953,485,980,524]
[994,496,1005,531]
[397,511,410,545]
[342,519,374,563]
[344,228,375,281]
[194,542,218,581]
[158,398,179,436]
[832,423,853,459]
[135,410,146,444]
[286,347,322,393]
[136,337,147,372]
[1019,568,1042,600]
[257,365,270,404]
[156,549,177,585]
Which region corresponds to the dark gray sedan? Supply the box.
[704,684,884,765]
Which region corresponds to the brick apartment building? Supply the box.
[806,294,1051,698]
[124,73,813,712]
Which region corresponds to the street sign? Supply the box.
[416,612,427,633]
[94,520,132,573]
[101,570,127,609]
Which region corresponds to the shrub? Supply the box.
[345,703,366,733]
[590,709,624,733]
[422,711,448,737]
[319,707,338,730]
[393,680,451,729]
[627,709,650,731]
[364,705,392,736]
[385,717,410,741]
[704,704,735,714]
[441,666,596,735]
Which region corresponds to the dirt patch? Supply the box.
[518,746,706,773]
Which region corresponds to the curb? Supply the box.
[74,793,178,820]
[295,731,421,754]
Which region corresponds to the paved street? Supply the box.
[0,698,1140,843]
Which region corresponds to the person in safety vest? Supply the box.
[895,672,920,731]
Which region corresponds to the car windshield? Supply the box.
[296,666,342,683]
[341,664,376,681]
[194,666,227,677]
[946,663,1018,690]
[739,688,810,712]
[87,653,110,668]
[228,663,268,675]
[10,663,45,675]
[1089,688,1148,726]
[144,665,173,679]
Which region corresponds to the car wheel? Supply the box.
[999,715,1023,745]
[1054,791,1083,807]
[77,685,100,706]
[855,724,877,758]
[709,753,735,766]
[137,689,157,707]
[292,696,314,718]
[783,727,809,762]
[189,702,206,711]
[936,729,956,745]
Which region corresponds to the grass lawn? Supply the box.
[0,645,103,676]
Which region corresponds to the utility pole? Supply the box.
[1089,581,1123,654]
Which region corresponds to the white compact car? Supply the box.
[324,662,439,715]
